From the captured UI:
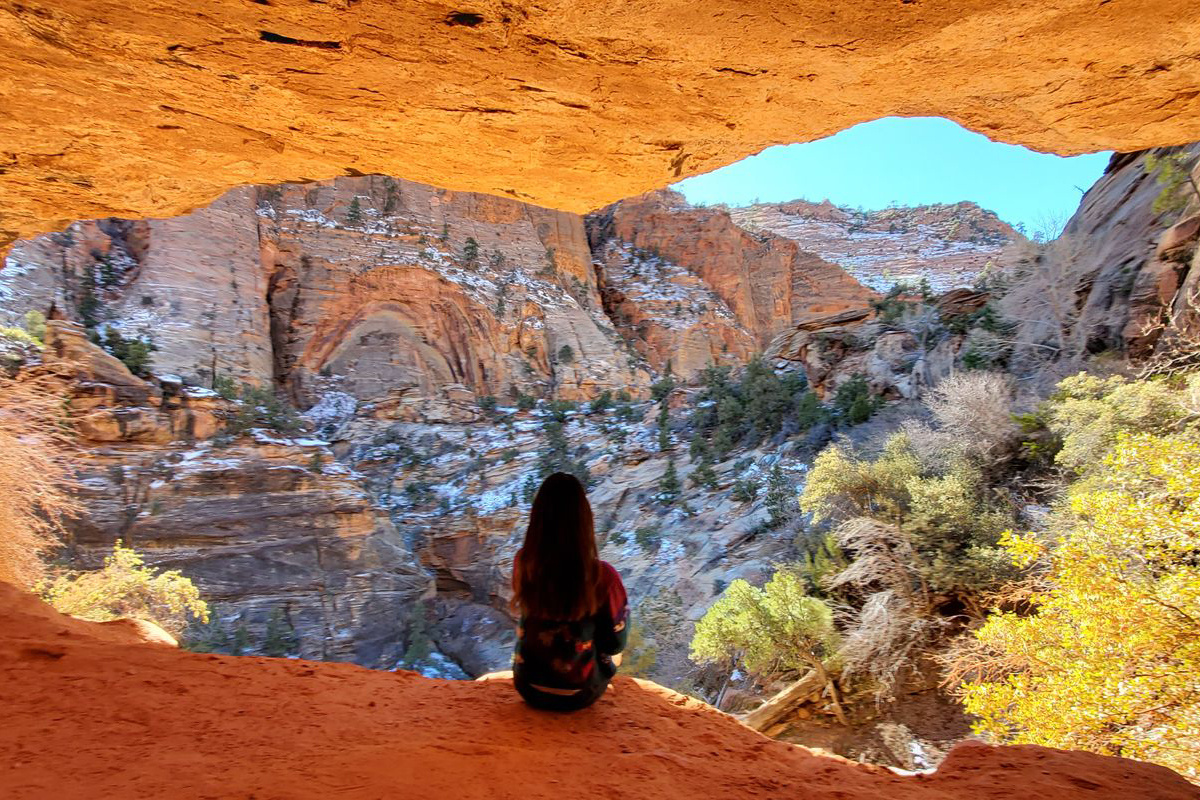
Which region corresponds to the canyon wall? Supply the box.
[587,190,878,371]
[3,156,1194,682]
[732,199,1017,293]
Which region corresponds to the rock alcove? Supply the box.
[2,0,1200,247]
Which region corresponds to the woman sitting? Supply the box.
[510,472,629,711]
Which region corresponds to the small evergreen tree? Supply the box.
[690,454,717,489]
[557,344,575,364]
[588,390,614,414]
[346,197,363,226]
[1145,151,1200,217]
[462,236,479,266]
[656,403,671,451]
[262,608,299,657]
[658,458,680,502]
[650,360,676,402]
[764,463,796,528]
[77,270,101,328]
[98,255,120,287]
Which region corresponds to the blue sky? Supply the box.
[672,117,1112,236]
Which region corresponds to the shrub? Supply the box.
[39,541,209,637]
[0,375,77,587]
[634,525,661,553]
[830,374,881,425]
[225,384,304,435]
[731,478,758,503]
[0,325,40,370]
[101,328,156,378]
[262,608,300,657]
[957,432,1200,781]
[212,374,240,401]
[906,371,1019,469]
[557,344,575,364]
[796,532,847,593]
[690,570,846,721]
[588,390,614,414]
[477,395,497,412]
[22,311,46,343]
[1145,150,1199,217]
[619,620,658,678]
[801,433,1015,699]
[404,480,436,507]
[1044,373,1187,474]
[870,283,920,325]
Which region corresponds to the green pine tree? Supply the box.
[346,197,363,226]
[659,458,680,502]
[462,236,479,265]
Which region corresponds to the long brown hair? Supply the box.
[511,472,601,620]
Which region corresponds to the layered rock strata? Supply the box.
[731,200,1017,293]
[587,191,878,366]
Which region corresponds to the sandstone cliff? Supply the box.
[4,0,1200,248]
[38,320,433,668]
[732,200,1017,293]
[3,583,1197,800]
[587,190,878,373]
[2,175,652,404]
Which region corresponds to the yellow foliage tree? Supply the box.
[960,432,1200,781]
[40,541,209,638]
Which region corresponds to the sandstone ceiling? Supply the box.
[2,0,1199,249]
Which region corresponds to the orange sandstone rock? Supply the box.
[1,581,1196,800]
[2,1,1200,247]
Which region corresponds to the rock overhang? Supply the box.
[2,0,1199,247]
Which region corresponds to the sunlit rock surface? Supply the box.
[3,582,1198,800]
[3,1,1200,245]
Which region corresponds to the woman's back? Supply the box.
[510,473,629,711]
[514,561,627,696]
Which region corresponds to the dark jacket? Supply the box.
[513,562,628,706]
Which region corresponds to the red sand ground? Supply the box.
[2,582,1196,800]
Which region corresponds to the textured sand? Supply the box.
[1,582,1196,799]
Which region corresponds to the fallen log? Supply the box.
[739,670,824,732]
